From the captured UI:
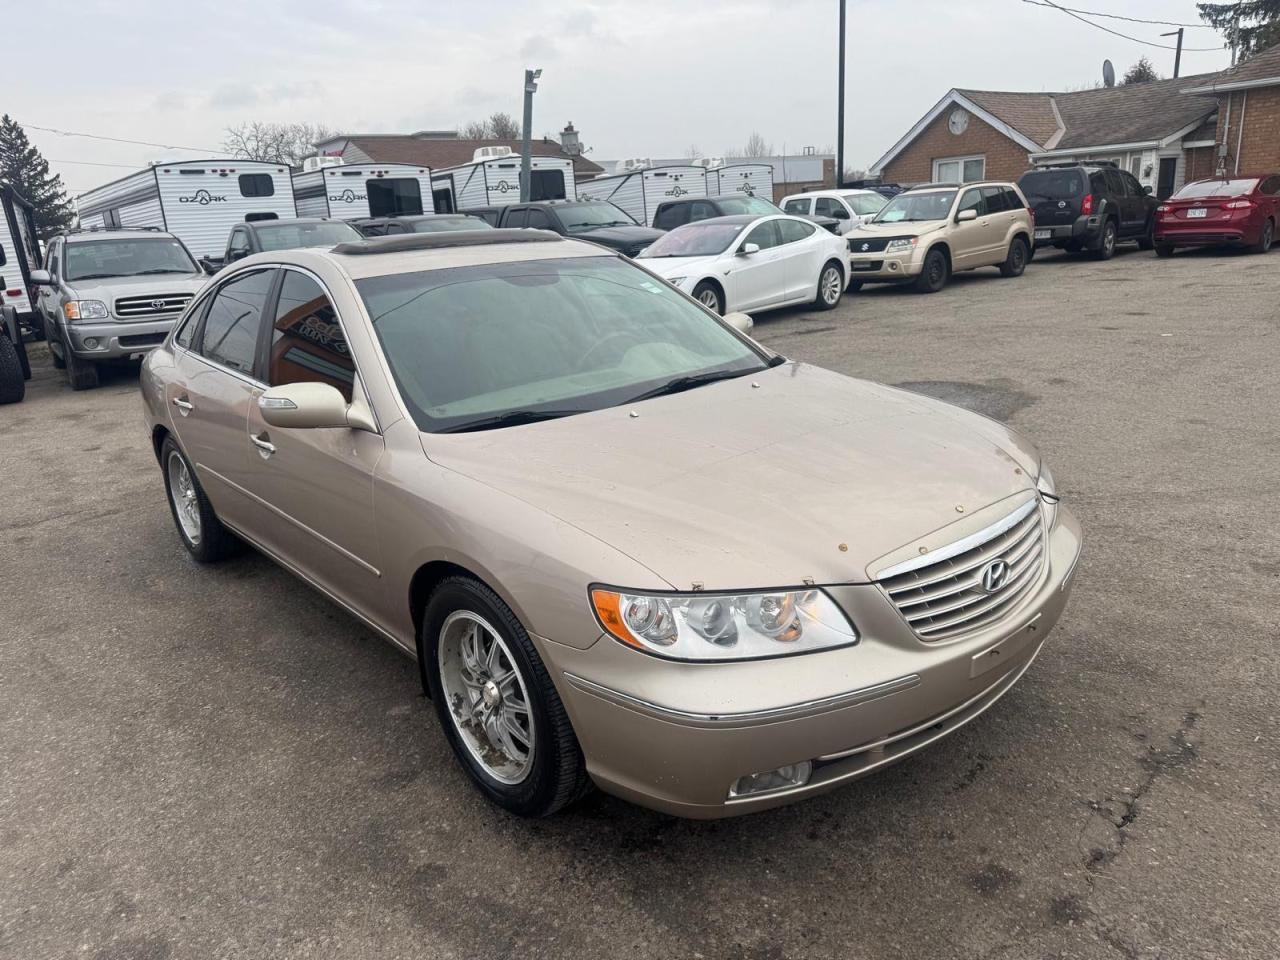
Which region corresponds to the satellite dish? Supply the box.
[1103,59,1116,87]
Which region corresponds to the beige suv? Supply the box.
[846,182,1033,293]
[141,230,1081,819]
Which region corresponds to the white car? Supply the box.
[638,214,849,316]
[781,189,888,235]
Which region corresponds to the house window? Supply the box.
[239,174,275,198]
[933,156,985,183]
[1129,156,1142,178]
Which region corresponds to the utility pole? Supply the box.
[836,0,846,188]
[520,68,542,203]
[1161,29,1184,78]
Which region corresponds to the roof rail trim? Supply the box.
[330,228,562,255]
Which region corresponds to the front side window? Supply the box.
[253,221,362,251]
[956,189,985,218]
[742,220,782,250]
[641,222,745,258]
[64,238,197,281]
[367,178,423,216]
[874,190,958,223]
[227,230,252,261]
[268,271,354,402]
[239,174,275,198]
[814,197,849,219]
[358,256,764,433]
[525,209,554,230]
[198,269,275,375]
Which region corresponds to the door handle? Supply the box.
[250,432,276,457]
[172,396,194,413]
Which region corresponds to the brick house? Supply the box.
[870,42,1280,199]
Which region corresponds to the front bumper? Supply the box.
[62,317,177,359]
[548,505,1082,818]
[847,246,922,282]
[1033,215,1100,247]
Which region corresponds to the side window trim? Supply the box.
[192,267,281,384]
[173,286,217,350]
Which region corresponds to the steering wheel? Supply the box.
[579,331,643,370]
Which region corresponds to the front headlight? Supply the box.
[64,300,109,322]
[591,587,858,661]
[665,276,687,286]
[1037,462,1059,503]
[885,238,918,252]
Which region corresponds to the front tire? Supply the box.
[999,236,1028,277]
[160,437,241,563]
[1093,220,1117,260]
[692,281,724,316]
[1155,244,1175,258]
[1250,218,1274,254]
[423,576,591,818]
[63,334,99,391]
[813,260,844,309]
[0,335,25,404]
[914,247,949,293]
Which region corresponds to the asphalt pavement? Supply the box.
[1,243,1277,960]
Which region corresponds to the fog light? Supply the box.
[82,337,100,349]
[888,261,899,271]
[728,761,812,799]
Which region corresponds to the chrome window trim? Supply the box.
[876,496,1039,581]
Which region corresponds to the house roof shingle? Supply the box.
[1191,41,1280,87]
[956,90,1061,145]
[340,136,603,177]
[1050,74,1220,148]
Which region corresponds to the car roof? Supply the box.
[249,218,339,228]
[294,229,614,279]
[786,188,880,198]
[64,229,177,243]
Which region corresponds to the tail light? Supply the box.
[1027,207,1035,223]
[1223,199,1254,210]
[1081,194,1094,216]
[1156,204,1169,215]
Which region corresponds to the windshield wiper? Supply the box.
[437,409,584,434]
[624,368,758,404]
[70,272,124,281]
[130,268,194,275]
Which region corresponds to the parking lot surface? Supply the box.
[2,246,1278,960]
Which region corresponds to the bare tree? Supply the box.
[844,167,868,182]
[460,112,522,140]
[458,120,490,139]
[223,122,336,166]
[725,132,773,159]
[684,144,703,160]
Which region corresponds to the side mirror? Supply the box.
[28,269,52,286]
[259,382,375,431]
[830,208,850,219]
[198,258,221,275]
[738,242,760,256]
[723,311,754,334]
[1143,184,1154,195]
[956,209,978,222]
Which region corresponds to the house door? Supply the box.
[1157,158,1178,200]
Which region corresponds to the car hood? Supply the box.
[848,221,947,240]
[638,254,723,279]
[69,273,209,304]
[570,225,665,248]
[422,363,1041,590]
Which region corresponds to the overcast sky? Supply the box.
[11,0,1233,195]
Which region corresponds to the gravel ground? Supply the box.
[1,244,1277,960]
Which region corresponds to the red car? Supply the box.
[1154,175,1280,256]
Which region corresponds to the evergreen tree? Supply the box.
[1199,1,1280,61]
[0,115,73,239]
[1122,57,1161,84]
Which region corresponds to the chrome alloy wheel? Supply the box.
[820,265,843,304]
[167,451,202,545]
[438,611,535,784]
[698,288,721,311]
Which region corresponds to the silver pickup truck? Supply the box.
[30,229,209,390]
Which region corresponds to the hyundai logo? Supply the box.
[980,559,1011,594]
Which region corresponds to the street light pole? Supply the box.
[1161,28,1184,78]
[836,0,846,188]
[520,68,542,203]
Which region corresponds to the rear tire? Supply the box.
[1250,218,1274,254]
[813,260,844,309]
[0,335,25,404]
[999,236,1029,277]
[1092,220,1117,260]
[160,436,241,563]
[1155,244,1175,258]
[692,281,724,316]
[423,576,591,818]
[914,247,949,293]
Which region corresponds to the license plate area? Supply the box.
[1034,229,1051,240]
[1188,208,1208,218]
[970,614,1042,678]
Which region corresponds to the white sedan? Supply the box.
[637,214,849,315]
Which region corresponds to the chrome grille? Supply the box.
[880,500,1045,641]
[114,293,193,320]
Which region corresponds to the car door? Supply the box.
[979,186,1021,264]
[1121,171,1153,235]
[949,187,991,269]
[168,267,278,534]
[776,218,823,300]
[1108,169,1139,237]
[240,267,385,618]
[728,220,788,309]
[35,238,62,336]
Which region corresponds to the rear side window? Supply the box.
[1018,170,1083,200]
[653,204,688,229]
[1002,188,1023,210]
[239,174,275,198]
[504,208,529,228]
[268,271,354,403]
[525,208,553,230]
[783,198,811,215]
[981,187,1010,213]
[1089,171,1107,195]
[1103,169,1125,194]
[778,219,816,243]
[197,269,275,375]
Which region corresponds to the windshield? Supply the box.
[1172,178,1259,199]
[714,196,779,215]
[846,193,888,215]
[873,190,957,223]
[639,222,745,258]
[411,217,493,233]
[560,202,637,231]
[255,221,362,251]
[358,256,763,432]
[1019,170,1084,201]
[64,238,196,281]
